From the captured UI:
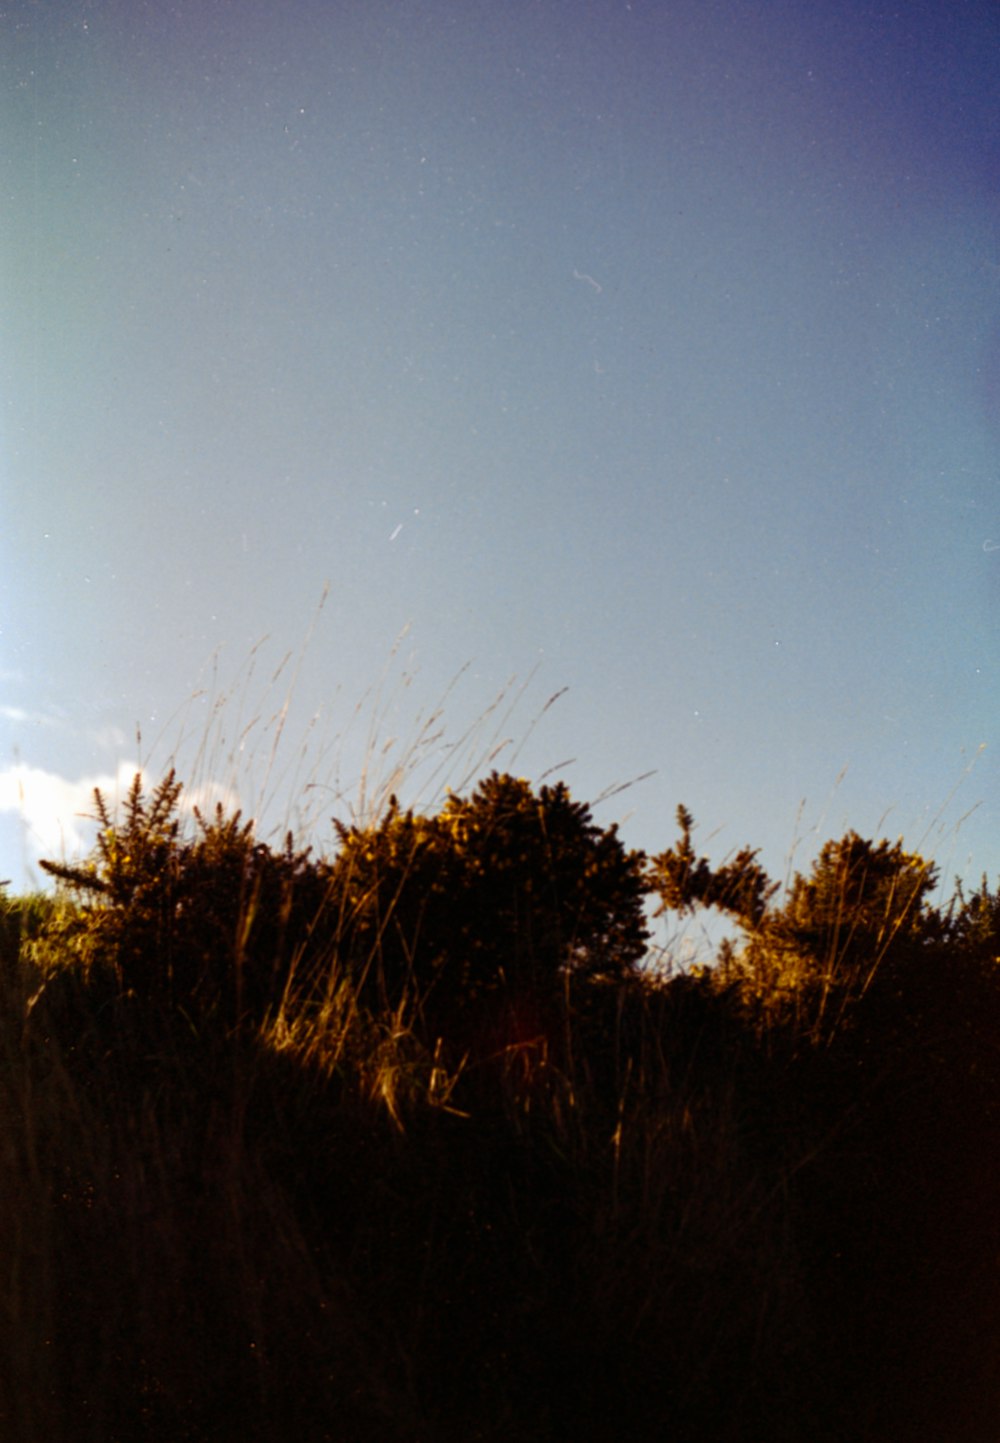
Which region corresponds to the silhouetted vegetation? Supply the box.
[2,774,998,1439]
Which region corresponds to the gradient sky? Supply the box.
[2,0,998,937]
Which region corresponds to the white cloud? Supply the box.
[91,724,129,752]
[0,761,243,874]
[0,705,42,725]
[0,761,146,863]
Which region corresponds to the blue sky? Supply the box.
[2,0,998,935]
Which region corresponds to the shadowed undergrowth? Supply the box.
[1,774,999,1441]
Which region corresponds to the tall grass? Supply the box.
[2,922,817,1440]
[1,667,999,1441]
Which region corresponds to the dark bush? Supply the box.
[321,770,649,1029]
[37,771,334,1028]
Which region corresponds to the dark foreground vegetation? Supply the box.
[2,769,1000,1441]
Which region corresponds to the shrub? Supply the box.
[774,832,937,964]
[942,872,1000,969]
[0,889,57,972]
[37,771,333,1027]
[647,804,777,929]
[323,771,649,1022]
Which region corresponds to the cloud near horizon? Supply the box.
[0,761,243,878]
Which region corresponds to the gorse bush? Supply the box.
[35,768,649,1037]
[734,833,941,1040]
[326,770,649,1020]
[646,808,951,1042]
[32,774,992,1052]
[37,771,334,1027]
[8,759,1000,1442]
[774,832,937,961]
[0,889,56,972]
[943,870,1000,968]
[647,803,777,929]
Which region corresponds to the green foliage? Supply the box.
[943,873,1000,968]
[648,815,944,1044]
[321,795,460,1010]
[32,768,648,1032]
[37,771,186,992]
[773,831,938,964]
[709,832,942,1042]
[9,759,1000,1441]
[37,771,331,1025]
[324,771,649,1015]
[0,889,57,972]
[647,804,777,928]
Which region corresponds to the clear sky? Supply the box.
[2,0,998,931]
